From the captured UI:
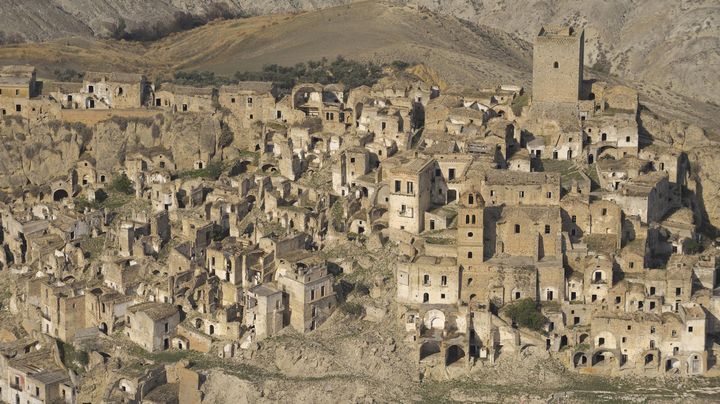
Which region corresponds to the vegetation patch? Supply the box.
[58,340,89,375]
[503,298,546,332]
[339,302,365,317]
[178,161,224,180]
[110,173,134,195]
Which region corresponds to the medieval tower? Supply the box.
[532,25,585,106]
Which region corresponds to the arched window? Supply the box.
[467,251,473,259]
[553,61,559,68]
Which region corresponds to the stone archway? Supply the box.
[420,341,441,361]
[446,345,465,366]
[574,352,589,368]
[53,189,69,201]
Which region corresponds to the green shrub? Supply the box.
[110,173,134,195]
[685,239,702,254]
[504,298,546,332]
[340,302,365,317]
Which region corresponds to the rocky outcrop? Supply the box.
[0,112,227,190]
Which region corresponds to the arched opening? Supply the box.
[559,335,568,349]
[118,87,124,96]
[592,351,615,367]
[644,353,655,366]
[588,93,596,100]
[588,154,594,164]
[666,358,680,372]
[446,345,465,366]
[209,324,215,335]
[601,133,607,141]
[573,352,588,368]
[579,333,589,344]
[420,342,441,361]
[423,293,429,303]
[53,189,69,201]
[99,322,108,334]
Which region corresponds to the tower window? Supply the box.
[553,61,559,68]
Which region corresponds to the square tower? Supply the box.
[532,25,584,104]
[457,190,484,268]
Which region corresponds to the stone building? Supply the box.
[386,155,434,233]
[397,255,460,305]
[82,72,147,109]
[276,257,336,333]
[532,26,584,116]
[153,84,216,113]
[125,302,180,352]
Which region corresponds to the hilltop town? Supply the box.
[0,23,717,403]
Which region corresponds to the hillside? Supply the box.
[0,2,531,89]
[1,0,718,109]
[406,0,720,106]
[0,1,718,136]
[0,0,348,41]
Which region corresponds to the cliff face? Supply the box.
[0,113,222,189]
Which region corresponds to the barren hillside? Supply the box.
[406,0,720,106]
[2,0,718,108]
[0,0,349,41]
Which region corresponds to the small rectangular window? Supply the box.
[394,180,401,192]
[514,224,520,233]
[544,225,550,234]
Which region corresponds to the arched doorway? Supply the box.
[446,345,465,366]
[99,322,108,334]
[574,352,588,368]
[666,358,680,373]
[420,341,440,361]
[53,189,69,201]
[559,335,568,349]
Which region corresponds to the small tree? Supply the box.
[110,173,134,195]
[504,298,546,332]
